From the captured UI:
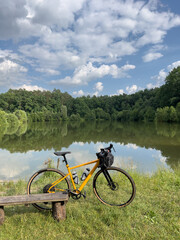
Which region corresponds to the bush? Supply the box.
[155,106,178,122]
[176,102,180,122]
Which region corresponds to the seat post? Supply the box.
[54,151,71,165]
[63,155,68,165]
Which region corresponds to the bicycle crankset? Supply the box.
[71,190,86,200]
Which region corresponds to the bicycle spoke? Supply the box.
[93,167,136,207]
[27,169,70,211]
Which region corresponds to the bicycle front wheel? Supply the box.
[93,167,136,207]
[27,168,70,211]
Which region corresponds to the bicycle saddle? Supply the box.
[54,151,71,157]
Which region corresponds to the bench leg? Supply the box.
[52,201,66,221]
[0,206,5,225]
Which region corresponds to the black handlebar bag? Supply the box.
[97,151,114,168]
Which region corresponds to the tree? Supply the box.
[158,66,180,107]
[169,106,178,122]
[155,108,164,122]
[61,105,67,120]
[176,102,180,122]
[144,107,155,122]
[156,106,177,122]
[84,110,96,121]
[95,108,110,120]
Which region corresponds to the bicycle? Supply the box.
[27,144,136,210]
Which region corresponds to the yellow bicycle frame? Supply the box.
[48,159,100,193]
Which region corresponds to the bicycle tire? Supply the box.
[27,168,70,211]
[93,167,136,207]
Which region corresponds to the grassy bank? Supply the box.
[0,168,179,240]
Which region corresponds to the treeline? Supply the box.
[28,105,68,122]
[0,89,71,122]
[67,66,180,123]
[0,66,180,123]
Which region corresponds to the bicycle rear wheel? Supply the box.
[27,168,70,211]
[93,167,136,207]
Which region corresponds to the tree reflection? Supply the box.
[0,121,179,169]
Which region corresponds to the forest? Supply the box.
[0,66,180,124]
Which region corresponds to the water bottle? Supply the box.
[72,171,79,184]
[81,168,90,181]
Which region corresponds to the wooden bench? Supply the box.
[0,192,69,225]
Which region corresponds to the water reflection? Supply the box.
[0,121,179,180]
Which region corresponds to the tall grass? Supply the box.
[0,167,179,240]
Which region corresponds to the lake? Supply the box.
[0,121,179,181]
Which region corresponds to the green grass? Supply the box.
[0,168,179,240]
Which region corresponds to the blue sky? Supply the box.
[0,0,180,97]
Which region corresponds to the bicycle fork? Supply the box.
[102,168,117,190]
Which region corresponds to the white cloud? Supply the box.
[126,85,138,94]
[73,82,104,97]
[121,64,136,71]
[93,82,104,96]
[0,49,21,61]
[15,84,46,91]
[117,89,124,95]
[156,69,167,81]
[135,4,180,47]
[167,61,180,71]
[1,1,180,50]
[0,0,28,40]
[147,69,167,89]
[0,60,27,73]
[147,60,180,89]
[0,59,28,87]
[50,62,135,86]
[115,84,142,95]
[0,0,180,90]
[143,52,163,62]
[95,82,103,92]
[72,90,85,97]
[35,68,60,75]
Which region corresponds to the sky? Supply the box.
[0,0,180,97]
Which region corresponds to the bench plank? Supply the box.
[0,192,68,206]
